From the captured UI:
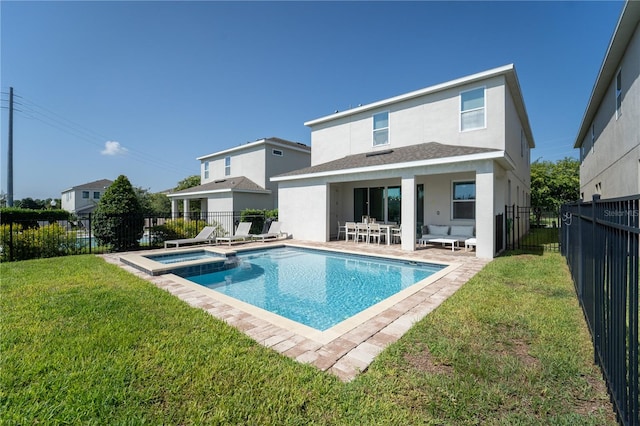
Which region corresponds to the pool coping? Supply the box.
[102,240,490,382]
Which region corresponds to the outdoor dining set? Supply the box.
[337,217,401,246]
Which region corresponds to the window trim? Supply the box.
[93,191,100,200]
[224,156,231,176]
[459,86,486,132]
[372,111,390,147]
[82,191,89,199]
[451,180,476,220]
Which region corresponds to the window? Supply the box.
[82,191,89,199]
[616,69,622,119]
[224,156,231,176]
[460,87,485,131]
[93,192,100,199]
[591,123,595,152]
[520,129,525,157]
[204,161,209,179]
[272,149,283,157]
[372,112,389,146]
[452,181,475,219]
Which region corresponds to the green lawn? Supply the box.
[1,252,615,424]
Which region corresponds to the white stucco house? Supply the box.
[61,178,113,215]
[574,0,640,200]
[273,64,534,259]
[168,137,311,218]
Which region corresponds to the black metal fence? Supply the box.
[505,205,561,253]
[561,195,639,425]
[1,211,273,262]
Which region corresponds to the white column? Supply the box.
[475,161,495,259]
[171,199,179,219]
[183,199,189,221]
[401,175,416,251]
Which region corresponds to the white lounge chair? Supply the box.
[252,221,283,242]
[164,226,217,248]
[215,222,252,246]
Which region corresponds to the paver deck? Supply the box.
[102,239,489,382]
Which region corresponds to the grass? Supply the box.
[1,252,616,424]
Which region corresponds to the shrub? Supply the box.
[0,223,79,261]
[92,175,144,252]
[149,218,224,245]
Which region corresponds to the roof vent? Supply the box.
[366,149,394,157]
[214,179,226,183]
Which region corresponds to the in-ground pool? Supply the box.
[181,246,446,331]
[145,250,224,264]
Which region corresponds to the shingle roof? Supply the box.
[66,179,113,191]
[275,142,501,178]
[169,176,267,196]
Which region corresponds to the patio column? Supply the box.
[171,199,179,219]
[475,162,495,259]
[400,175,416,251]
[183,199,189,221]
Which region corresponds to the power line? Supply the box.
[3,89,197,177]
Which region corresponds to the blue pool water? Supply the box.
[184,247,444,331]
[146,250,224,264]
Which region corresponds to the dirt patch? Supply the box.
[404,345,454,375]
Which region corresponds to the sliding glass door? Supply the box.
[354,186,401,223]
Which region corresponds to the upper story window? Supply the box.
[372,111,389,146]
[520,129,525,157]
[93,192,100,200]
[82,191,89,199]
[460,87,485,131]
[452,181,476,220]
[616,69,622,119]
[204,161,209,179]
[224,156,231,176]
[272,149,283,157]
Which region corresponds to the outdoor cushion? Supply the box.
[449,225,474,237]
[428,225,449,236]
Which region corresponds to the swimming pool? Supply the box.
[182,246,445,331]
[145,250,224,264]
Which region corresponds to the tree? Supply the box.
[530,157,580,207]
[92,175,144,251]
[135,187,170,215]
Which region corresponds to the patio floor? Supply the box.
[101,239,490,382]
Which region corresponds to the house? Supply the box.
[60,179,113,215]
[273,64,534,259]
[574,0,640,200]
[167,137,311,220]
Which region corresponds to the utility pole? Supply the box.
[7,87,13,207]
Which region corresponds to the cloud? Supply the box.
[101,140,128,156]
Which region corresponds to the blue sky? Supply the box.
[1,1,625,200]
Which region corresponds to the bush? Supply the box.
[149,218,225,245]
[0,223,80,261]
[240,209,277,235]
[92,175,145,251]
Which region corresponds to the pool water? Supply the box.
[146,250,224,264]
[184,246,444,331]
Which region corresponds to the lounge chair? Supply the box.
[252,221,283,242]
[164,226,217,248]
[215,222,252,246]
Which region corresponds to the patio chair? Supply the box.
[252,221,283,242]
[345,222,357,241]
[215,222,252,246]
[355,222,369,243]
[337,221,347,240]
[391,224,402,244]
[368,222,382,244]
[164,226,217,248]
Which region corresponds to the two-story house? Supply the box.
[168,137,311,226]
[273,64,534,259]
[61,179,113,215]
[574,0,640,200]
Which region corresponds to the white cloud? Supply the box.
[101,140,128,156]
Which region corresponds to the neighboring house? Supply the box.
[61,179,113,215]
[168,137,311,218]
[273,64,534,259]
[574,0,640,200]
